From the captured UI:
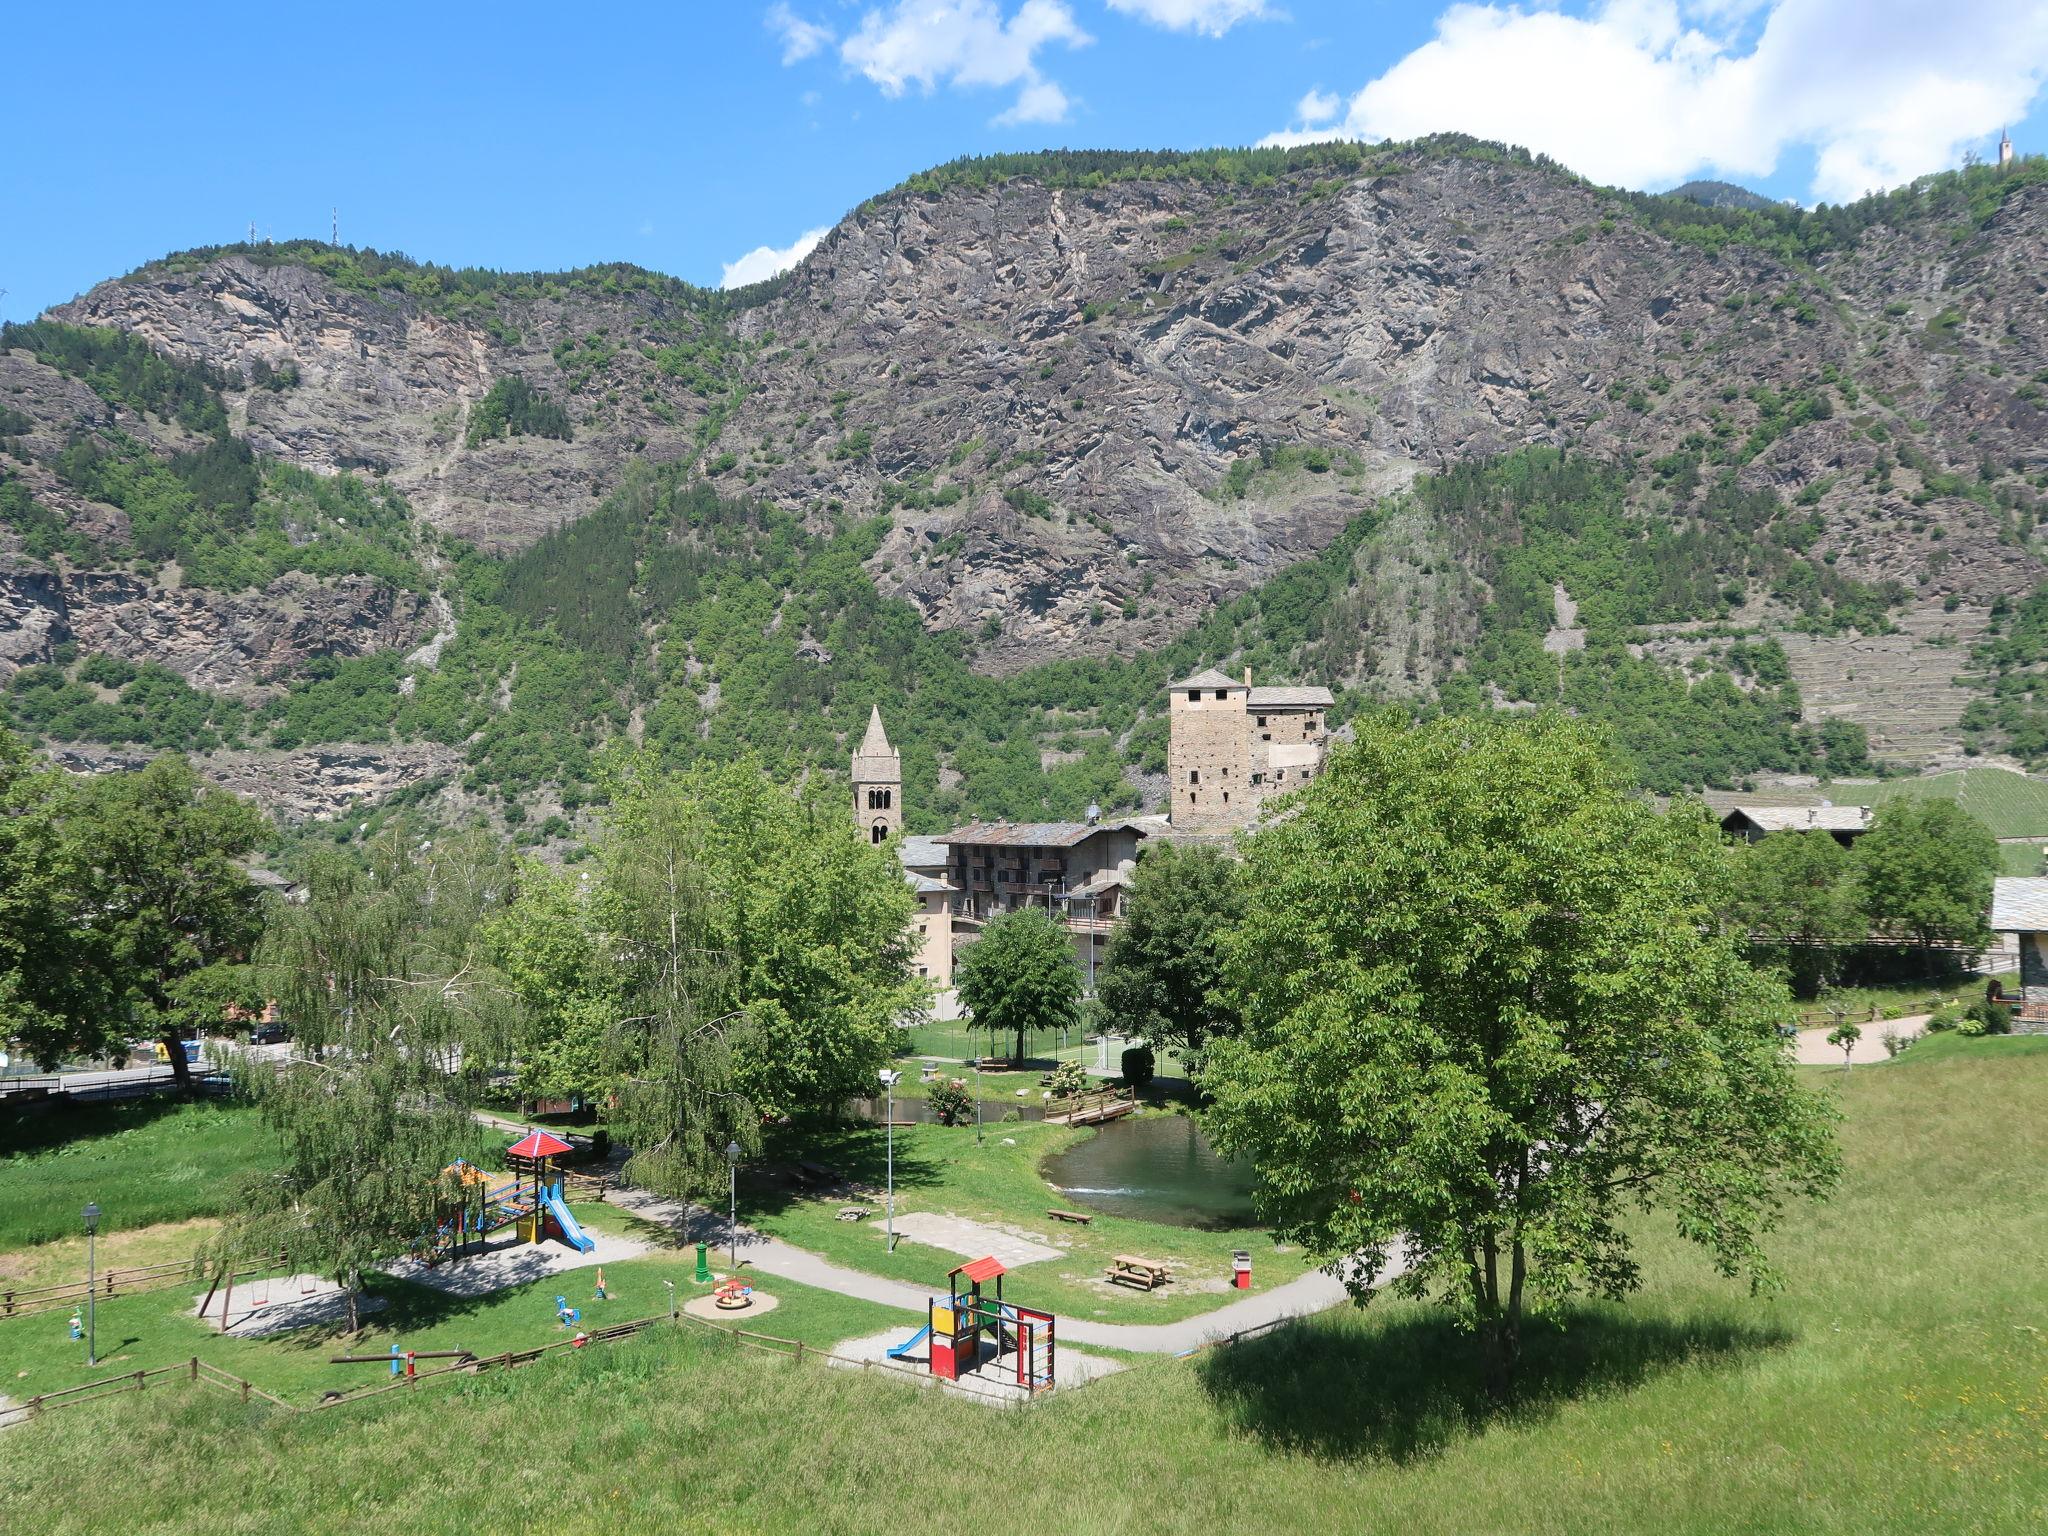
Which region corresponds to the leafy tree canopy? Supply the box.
[955,907,1081,1064]
[1855,799,1999,956]
[1202,712,1839,1394]
[1097,841,1245,1061]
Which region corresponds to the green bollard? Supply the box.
[694,1241,712,1284]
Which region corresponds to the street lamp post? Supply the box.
[82,1202,100,1368]
[878,1068,901,1251]
[973,1059,983,1147]
[724,1140,741,1273]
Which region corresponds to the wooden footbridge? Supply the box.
[1044,1089,1138,1127]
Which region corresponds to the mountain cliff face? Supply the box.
[5,140,2046,821]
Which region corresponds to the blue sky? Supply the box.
[3,1,2044,318]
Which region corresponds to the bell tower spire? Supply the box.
[851,705,902,845]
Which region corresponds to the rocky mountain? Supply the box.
[4,137,2046,825]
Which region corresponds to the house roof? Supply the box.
[1991,876,2048,932]
[1247,685,1334,708]
[506,1128,575,1160]
[906,871,954,895]
[898,835,949,870]
[1169,667,1244,692]
[937,820,1147,849]
[1069,865,1133,898]
[1721,804,1873,834]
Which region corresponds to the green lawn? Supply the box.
[0,1099,273,1250]
[747,1117,1318,1324]
[0,1201,903,1410]
[0,1037,2041,1534]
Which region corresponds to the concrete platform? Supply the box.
[682,1286,779,1322]
[887,1212,1062,1268]
[828,1326,1125,1407]
[191,1274,387,1337]
[386,1229,651,1298]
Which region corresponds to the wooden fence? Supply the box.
[0,1311,678,1432]
[2,1248,292,1320]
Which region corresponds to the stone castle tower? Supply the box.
[1167,666,1335,832]
[852,705,901,845]
[2001,127,2015,168]
[1168,668,1252,831]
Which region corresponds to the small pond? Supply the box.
[1041,1113,1259,1231]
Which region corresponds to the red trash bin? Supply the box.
[1232,1250,1252,1290]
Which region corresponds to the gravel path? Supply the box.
[1793,1012,1930,1066]
[605,1184,1374,1354]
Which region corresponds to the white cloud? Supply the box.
[1106,0,1272,37]
[767,3,835,64]
[1295,86,1339,125]
[838,0,1092,125]
[1257,0,2048,203]
[720,225,830,289]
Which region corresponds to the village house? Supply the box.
[1987,877,2048,1033]
[936,814,1146,986]
[1719,803,1874,846]
[1167,667,1333,832]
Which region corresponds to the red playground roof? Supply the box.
[506,1128,574,1160]
[951,1255,1008,1284]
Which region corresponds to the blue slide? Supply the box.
[886,1324,931,1360]
[541,1184,596,1253]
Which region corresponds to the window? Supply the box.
[1222,791,1230,805]
[1188,769,1200,785]
[1186,689,1199,703]
[1256,715,1267,727]
[870,823,887,844]
[1213,688,1228,700]
[1261,733,1271,742]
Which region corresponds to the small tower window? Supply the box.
[1213,689,1228,701]
[1188,769,1200,785]
[1186,690,1199,703]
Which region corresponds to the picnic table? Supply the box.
[1105,1254,1171,1290]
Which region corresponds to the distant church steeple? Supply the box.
[2000,126,2015,168]
[852,705,901,845]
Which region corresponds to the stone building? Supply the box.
[938,816,1146,985]
[1719,804,1873,847]
[1988,877,2048,1034]
[1167,667,1333,831]
[851,705,902,845]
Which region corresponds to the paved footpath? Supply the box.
[604,1183,1377,1355]
[1793,1012,1930,1066]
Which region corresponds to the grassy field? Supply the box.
[0,1099,274,1250]
[745,1116,1317,1323]
[0,1037,2040,1533]
[2000,840,2048,875]
[1830,766,2048,839]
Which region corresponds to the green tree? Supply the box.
[70,756,268,1087]
[0,728,115,1067]
[1854,800,1998,959]
[1202,714,1839,1397]
[591,757,919,1208]
[224,833,518,1329]
[955,907,1080,1064]
[484,863,613,1107]
[1097,842,1244,1063]
[1732,831,1868,998]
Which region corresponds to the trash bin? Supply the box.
[1232,1250,1252,1290]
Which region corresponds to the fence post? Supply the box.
[793,1340,804,1363]
[190,1357,199,1382]
[241,1380,250,1403]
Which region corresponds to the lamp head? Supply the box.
[725,1140,741,1164]
[82,1202,100,1234]
[878,1068,901,1088]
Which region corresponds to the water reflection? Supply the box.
[1041,1113,1259,1230]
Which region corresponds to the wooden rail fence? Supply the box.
[2,1248,292,1320]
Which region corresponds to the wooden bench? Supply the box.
[1105,1255,1171,1290]
[1045,1208,1094,1225]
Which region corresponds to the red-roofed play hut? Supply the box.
[924,1256,1056,1392]
[503,1128,596,1253]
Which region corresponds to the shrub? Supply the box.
[926,1075,972,1126]
[1924,1002,1962,1032]
[1965,999,2013,1036]
[1046,1060,1089,1100]
[1120,1044,1156,1090]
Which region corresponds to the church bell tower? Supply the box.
[852,705,902,845]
